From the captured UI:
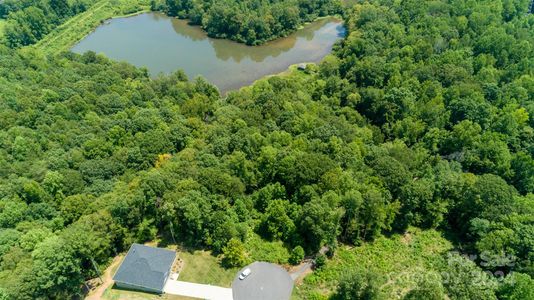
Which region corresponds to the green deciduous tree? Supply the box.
[222,238,247,268]
[497,272,534,300]
[289,245,305,265]
[299,192,342,252]
[443,253,497,300]
[334,269,384,300]
[31,236,83,299]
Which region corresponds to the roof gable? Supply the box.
[113,244,176,292]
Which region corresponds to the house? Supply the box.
[113,244,176,294]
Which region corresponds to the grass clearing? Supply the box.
[178,250,238,287]
[292,228,453,299]
[33,0,148,55]
[102,286,199,300]
[99,248,222,299]
[97,233,293,299]
[245,233,291,264]
[97,229,451,300]
[172,232,293,286]
[93,255,178,300]
[233,62,318,97]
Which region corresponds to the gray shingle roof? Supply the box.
[113,243,176,293]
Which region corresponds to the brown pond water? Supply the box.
[72,12,345,92]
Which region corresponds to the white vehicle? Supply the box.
[238,268,251,280]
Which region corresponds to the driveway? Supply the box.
[164,279,233,300]
[290,259,313,281]
[232,262,293,300]
[289,245,329,281]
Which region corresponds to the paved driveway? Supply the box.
[164,279,233,300]
[232,262,293,300]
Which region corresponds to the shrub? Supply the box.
[315,253,326,269]
[222,238,247,268]
[290,245,305,265]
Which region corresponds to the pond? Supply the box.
[72,12,346,92]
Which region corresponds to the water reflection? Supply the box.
[168,16,337,63]
[72,12,345,92]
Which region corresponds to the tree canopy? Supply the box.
[153,0,343,45]
[0,0,533,298]
[0,0,103,47]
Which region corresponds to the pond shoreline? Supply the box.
[160,13,344,47]
[30,0,345,93]
[32,0,149,54]
[72,12,345,93]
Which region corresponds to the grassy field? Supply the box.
[177,233,293,287]
[244,232,291,264]
[178,250,239,287]
[97,230,295,299]
[98,229,451,300]
[100,248,227,299]
[34,0,148,55]
[103,288,198,300]
[292,228,453,300]
[234,62,319,97]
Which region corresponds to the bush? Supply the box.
[403,277,445,300]
[315,253,326,269]
[333,270,383,300]
[290,245,305,265]
[222,238,247,268]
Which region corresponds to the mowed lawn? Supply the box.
[178,250,239,287]
[98,233,290,299]
[101,255,201,300]
[103,288,199,300]
[100,247,236,300]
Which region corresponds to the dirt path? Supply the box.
[289,246,329,283]
[85,255,123,300]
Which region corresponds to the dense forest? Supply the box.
[0,0,533,299]
[0,0,103,47]
[0,0,340,47]
[153,0,343,44]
